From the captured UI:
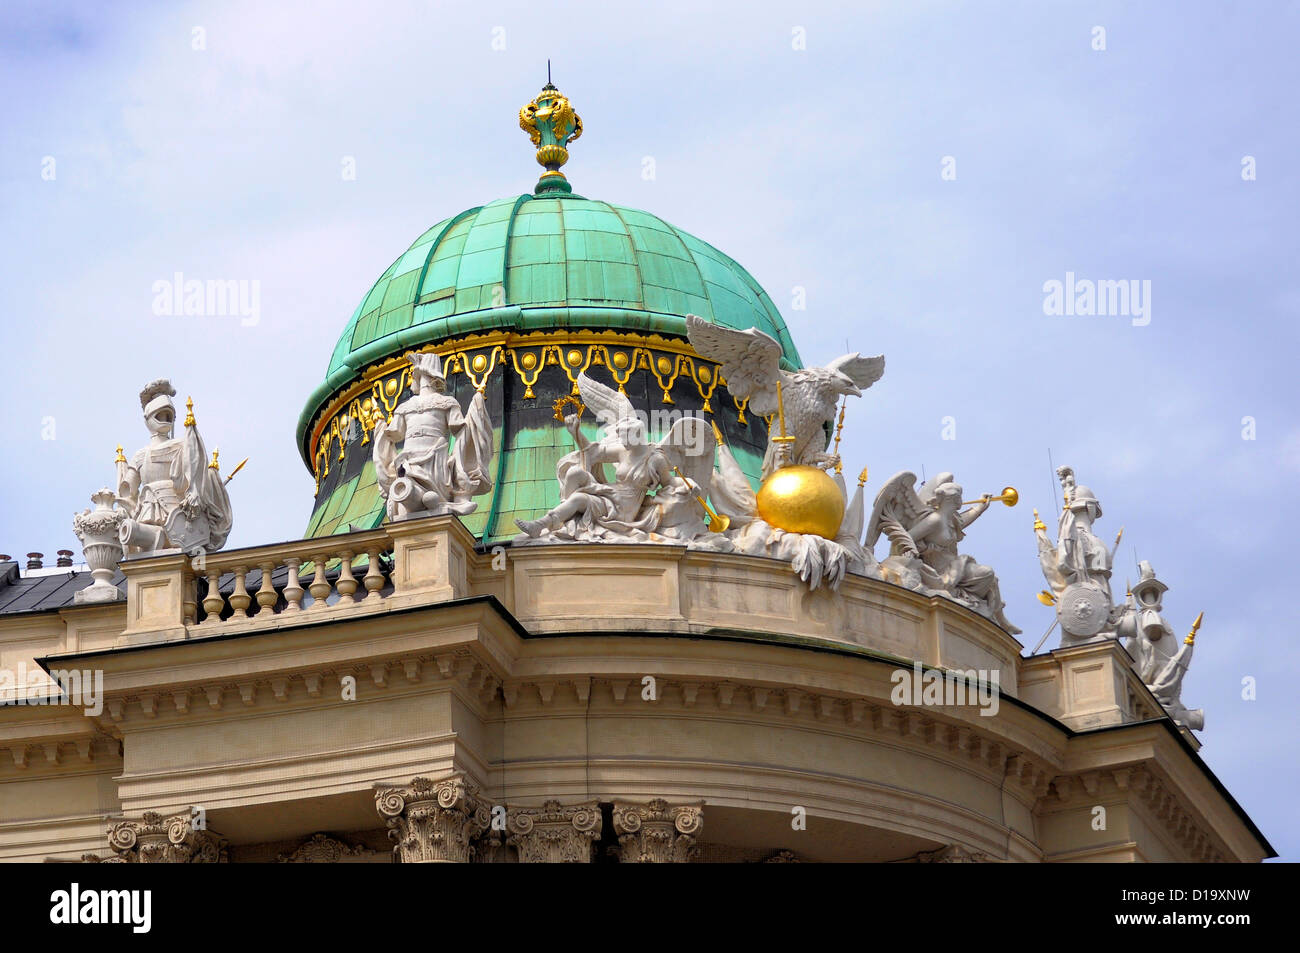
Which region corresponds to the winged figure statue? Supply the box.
[514,373,721,543]
[685,314,884,477]
[866,471,1020,633]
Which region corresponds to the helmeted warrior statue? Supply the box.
[1036,466,1115,644]
[372,352,494,521]
[1114,561,1204,730]
[867,471,1020,633]
[116,379,233,556]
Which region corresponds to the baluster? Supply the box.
[202,568,224,624]
[283,557,304,612]
[182,568,198,626]
[336,550,357,605]
[363,548,385,601]
[229,566,252,617]
[256,562,278,613]
[309,553,331,610]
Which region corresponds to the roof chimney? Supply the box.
[56,550,74,568]
[26,552,43,570]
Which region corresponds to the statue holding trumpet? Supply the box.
[866,471,1021,633]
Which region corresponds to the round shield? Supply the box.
[1057,582,1111,637]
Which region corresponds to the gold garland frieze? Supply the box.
[310,330,737,487]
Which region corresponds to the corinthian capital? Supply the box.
[506,800,602,863]
[375,772,490,863]
[612,799,703,863]
[101,811,227,863]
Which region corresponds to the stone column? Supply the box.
[612,799,703,863]
[506,800,602,863]
[95,811,227,863]
[375,773,490,863]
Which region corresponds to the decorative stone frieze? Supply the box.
[506,800,602,863]
[915,844,990,863]
[764,849,800,863]
[277,832,373,863]
[90,811,227,863]
[612,799,704,863]
[375,773,490,863]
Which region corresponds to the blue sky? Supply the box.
[2,0,1296,859]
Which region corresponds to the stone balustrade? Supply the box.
[191,529,395,627]
[114,517,482,646]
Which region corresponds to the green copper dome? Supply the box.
[296,85,802,544]
[322,194,800,382]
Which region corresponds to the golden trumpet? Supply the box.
[671,466,730,533]
[963,486,1019,507]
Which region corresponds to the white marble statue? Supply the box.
[373,352,494,521]
[514,373,722,544]
[866,471,1020,633]
[1036,466,1117,645]
[1114,561,1204,730]
[684,314,884,477]
[115,379,233,556]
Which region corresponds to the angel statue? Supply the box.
[372,352,494,521]
[866,471,1020,633]
[1113,562,1204,730]
[115,379,233,556]
[685,314,884,477]
[514,373,723,544]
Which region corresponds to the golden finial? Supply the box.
[519,67,583,195]
[832,397,848,474]
[1033,508,1046,532]
[1185,611,1204,646]
[114,444,126,464]
[857,467,869,488]
[184,397,195,428]
[208,448,220,470]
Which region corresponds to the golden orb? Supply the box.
[698,366,711,382]
[656,356,672,375]
[756,465,845,539]
[566,349,583,366]
[384,379,398,397]
[471,353,488,373]
[520,352,538,370]
[612,351,629,369]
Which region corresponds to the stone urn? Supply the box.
[72,488,126,604]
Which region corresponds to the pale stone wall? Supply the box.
[0,517,1270,862]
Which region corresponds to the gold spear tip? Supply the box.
[208,448,220,470]
[858,466,869,488]
[1033,508,1046,531]
[1185,611,1204,645]
[114,444,126,464]
[184,396,195,427]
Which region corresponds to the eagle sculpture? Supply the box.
[685,314,885,477]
